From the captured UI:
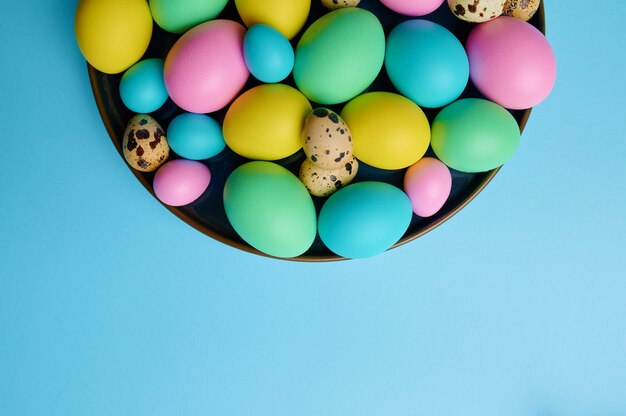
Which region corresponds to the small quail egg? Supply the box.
[321,0,361,10]
[302,108,353,170]
[448,0,506,22]
[503,0,540,21]
[123,114,170,172]
[299,157,359,197]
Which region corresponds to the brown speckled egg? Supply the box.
[321,0,361,10]
[448,0,506,22]
[503,0,540,21]
[123,114,170,172]
[303,108,353,170]
[299,157,359,197]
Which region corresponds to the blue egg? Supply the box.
[244,24,295,83]
[385,20,469,108]
[167,113,226,160]
[318,182,413,259]
[119,58,169,113]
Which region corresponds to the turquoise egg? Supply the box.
[244,24,294,83]
[294,8,385,105]
[385,20,469,108]
[119,58,168,113]
[318,182,413,259]
[431,98,521,173]
[167,113,226,160]
[223,161,317,258]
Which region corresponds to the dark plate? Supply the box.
[89,0,545,262]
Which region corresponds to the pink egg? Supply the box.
[153,159,211,207]
[379,0,445,16]
[466,16,556,110]
[404,157,452,217]
[164,20,249,114]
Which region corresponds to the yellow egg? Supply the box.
[75,0,153,74]
[341,92,431,170]
[234,0,311,40]
[223,84,312,160]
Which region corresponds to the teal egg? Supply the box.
[318,182,413,259]
[223,161,317,258]
[431,98,521,173]
[244,24,294,83]
[119,58,168,113]
[385,20,469,108]
[293,8,385,105]
[167,113,226,160]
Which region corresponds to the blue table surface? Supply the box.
[2,1,625,415]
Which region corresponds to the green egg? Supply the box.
[149,0,229,34]
[431,98,521,173]
[223,161,317,258]
[293,8,385,105]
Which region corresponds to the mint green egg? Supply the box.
[294,8,385,105]
[223,161,317,258]
[431,99,521,173]
[149,0,229,34]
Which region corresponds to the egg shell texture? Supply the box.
[448,0,506,22]
[431,98,520,173]
[123,115,170,172]
[380,0,445,16]
[466,16,556,109]
[153,160,211,207]
[149,0,229,33]
[119,58,168,114]
[404,157,452,217]
[223,161,317,258]
[223,84,312,161]
[75,0,153,74]
[318,181,413,259]
[235,0,311,40]
[385,19,469,108]
[294,8,386,105]
[244,24,295,84]
[303,108,353,170]
[299,157,359,197]
[340,92,431,170]
[503,0,540,21]
[321,0,361,10]
[164,20,249,114]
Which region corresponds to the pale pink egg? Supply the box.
[379,0,445,16]
[153,159,211,206]
[164,20,249,114]
[466,16,556,110]
[404,157,452,217]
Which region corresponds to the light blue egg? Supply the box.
[167,113,226,160]
[243,24,295,83]
[385,20,469,109]
[119,58,168,113]
[318,182,413,259]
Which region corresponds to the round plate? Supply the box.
[89,0,545,261]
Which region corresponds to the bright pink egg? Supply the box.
[466,16,556,110]
[379,0,445,16]
[153,159,211,206]
[404,157,452,217]
[164,20,249,114]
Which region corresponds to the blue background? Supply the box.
[2,1,625,415]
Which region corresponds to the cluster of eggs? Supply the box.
[75,0,556,259]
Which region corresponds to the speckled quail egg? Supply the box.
[299,157,359,197]
[321,0,361,10]
[123,114,170,172]
[448,0,506,22]
[302,108,353,170]
[503,0,540,21]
